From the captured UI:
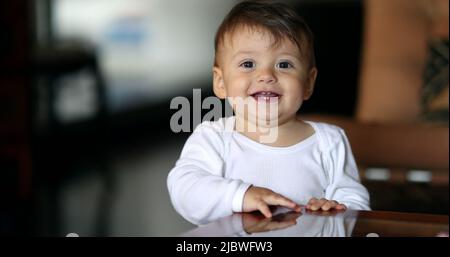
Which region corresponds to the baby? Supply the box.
[168,1,370,225]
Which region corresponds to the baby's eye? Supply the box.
[240,61,255,69]
[277,61,293,69]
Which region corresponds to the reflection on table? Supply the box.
[180,207,449,237]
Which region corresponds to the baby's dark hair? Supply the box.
[214,0,316,68]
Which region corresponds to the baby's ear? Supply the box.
[213,66,227,99]
[303,67,318,100]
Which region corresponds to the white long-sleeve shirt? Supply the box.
[167,116,370,225]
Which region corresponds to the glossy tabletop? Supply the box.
[181,207,449,237]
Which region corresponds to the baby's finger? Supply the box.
[321,200,338,211]
[257,201,272,218]
[309,198,327,211]
[266,194,299,210]
[335,204,347,210]
[307,197,319,206]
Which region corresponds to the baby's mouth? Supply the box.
[251,91,281,103]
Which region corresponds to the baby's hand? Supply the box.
[242,186,301,218]
[306,197,347,211]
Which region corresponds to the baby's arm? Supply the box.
[321,128,371,210]
[167,123,251,225]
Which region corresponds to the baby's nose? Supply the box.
[257,69,277,84]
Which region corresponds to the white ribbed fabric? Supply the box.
[167,116,370,225]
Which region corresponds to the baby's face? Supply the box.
[213,26,316,126]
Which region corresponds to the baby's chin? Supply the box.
[235,112,280,128]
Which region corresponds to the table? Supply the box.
[180,207,449,237]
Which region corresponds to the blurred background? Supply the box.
[0,0,448,236]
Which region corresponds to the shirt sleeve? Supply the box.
[323,128,371,210]
[167,122,252,225]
